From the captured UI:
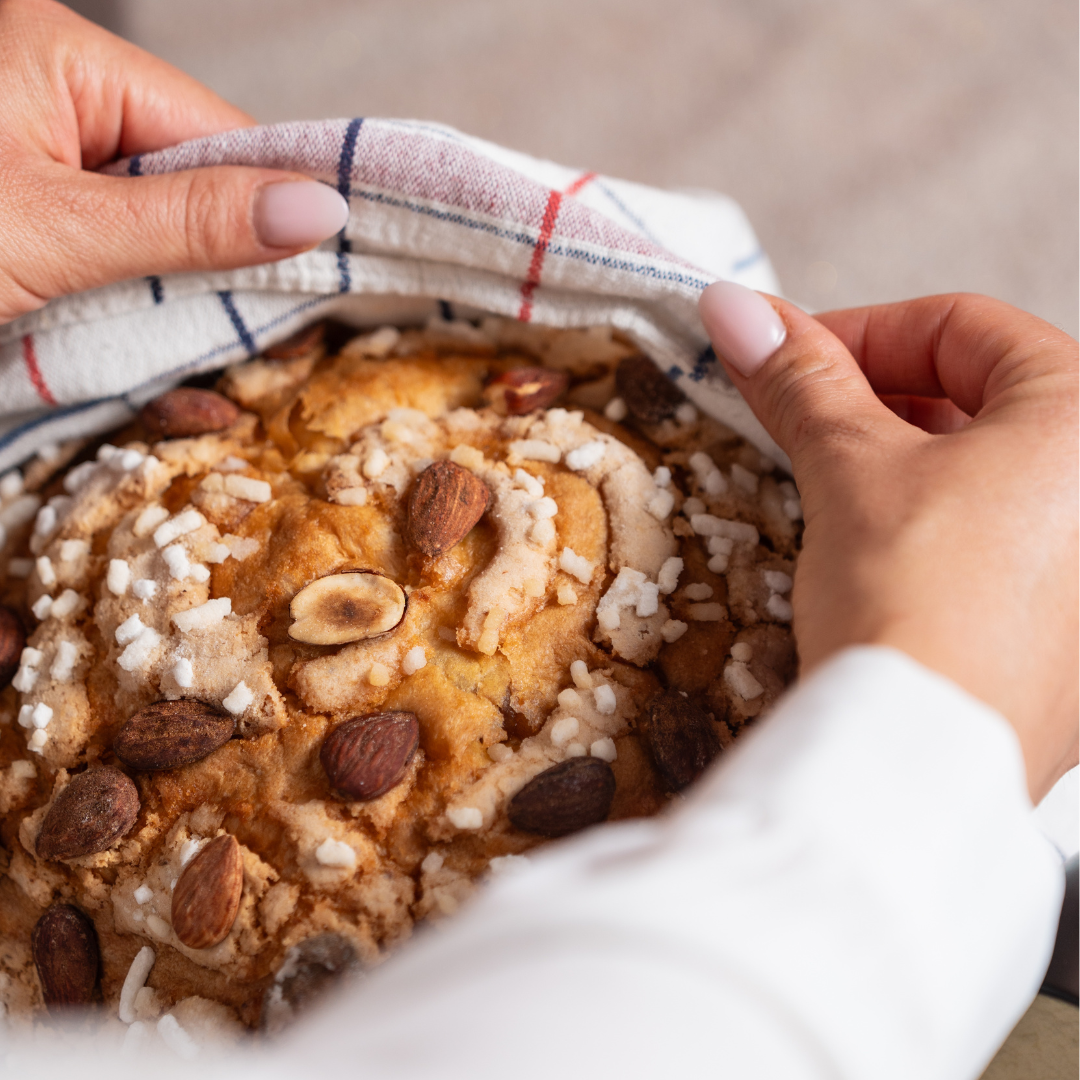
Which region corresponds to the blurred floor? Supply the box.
[66,0,1078,337]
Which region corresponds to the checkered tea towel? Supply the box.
[0,118,784,475]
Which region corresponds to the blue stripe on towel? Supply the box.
[335,118,364,293]
[217,291,257,355]
[731,248,764,273]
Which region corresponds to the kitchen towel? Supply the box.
[0,117,782,475]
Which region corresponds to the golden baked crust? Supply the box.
[0,317,800,1033]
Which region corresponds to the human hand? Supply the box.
[0,0,347,324]
[699,283,1078,802]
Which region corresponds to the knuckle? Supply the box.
[179,174,223,263]
[765,347,875,458]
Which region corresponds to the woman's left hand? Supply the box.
[0,0,348,325]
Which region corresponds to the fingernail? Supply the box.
[254,181,349,248]
[698,281,787,377]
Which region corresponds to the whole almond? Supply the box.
[260,932,358,1034]
[263,321,326,360]
[484,367,568,415]
[36,767,139,862]
[321,712,420,801]
[615,355,687,424]
[639,690,720,792]
[171,834,244,949]
[113,700,235,771]
[0,604,25,689]
[32,903,99,1008]
[508,757,615,837]
[140,388,240,438]
[406,461,490,557]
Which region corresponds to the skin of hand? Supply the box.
[0,0,348,324]
[699,284,1078,803]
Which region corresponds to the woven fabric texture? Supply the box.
[0,118,781,473]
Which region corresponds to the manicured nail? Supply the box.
[698,281,787,377]
[254,181,349,248]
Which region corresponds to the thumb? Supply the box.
[11,163,348,312]
[698,281,904,469]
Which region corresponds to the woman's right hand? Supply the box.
[698,284,1078,802]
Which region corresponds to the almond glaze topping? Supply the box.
[113,699,236,771]
[321,711,420,801]
[36,767,140,862]
[171,834,244,950]
[406,460,491,557]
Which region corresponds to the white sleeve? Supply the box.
[276,646,1063,1080]
[18,647,1064,1080]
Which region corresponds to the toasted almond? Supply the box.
[639,690,721,791]
[614,356,686,424]
[32,903,99,1008]
[0,605,25,690]
[406,461,490,557]
[260,933,358,1034]
[171,834,244,949]
[263,321,326,360]
[321,712,420,800]
[113,700,235,772]
[484,367,568,415]
[36,767,139,862]
[288,571,406,645]
[140,388,240,438]
[508,757,615,837]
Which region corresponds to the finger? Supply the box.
[697,281,907,468]
[70,26,255,164]
[877,395,972,435]
[814,294,1077,418]
[12,165,348,303]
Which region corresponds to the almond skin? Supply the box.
[140,388,240,438]
[508,757,616,837]
[614,355,687,424]
[261,933,358,1034]
[321,712,420,800]
[171,834,244,949]
[36,767,139,862]
[0,604,25,690]
[113,700,235,772]
[639,690,720,791]
[406,460,491,557]
[263,321,326,360]
[32,903,99,1009]
[484,367,568,415]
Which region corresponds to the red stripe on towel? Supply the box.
[517,189,563,322]
[564,171,597,196]
[23,336,57,406]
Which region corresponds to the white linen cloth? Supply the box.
[8,647,1063,1079]
[0,117,783,475]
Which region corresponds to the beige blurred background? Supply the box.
[67,0,1077,337]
